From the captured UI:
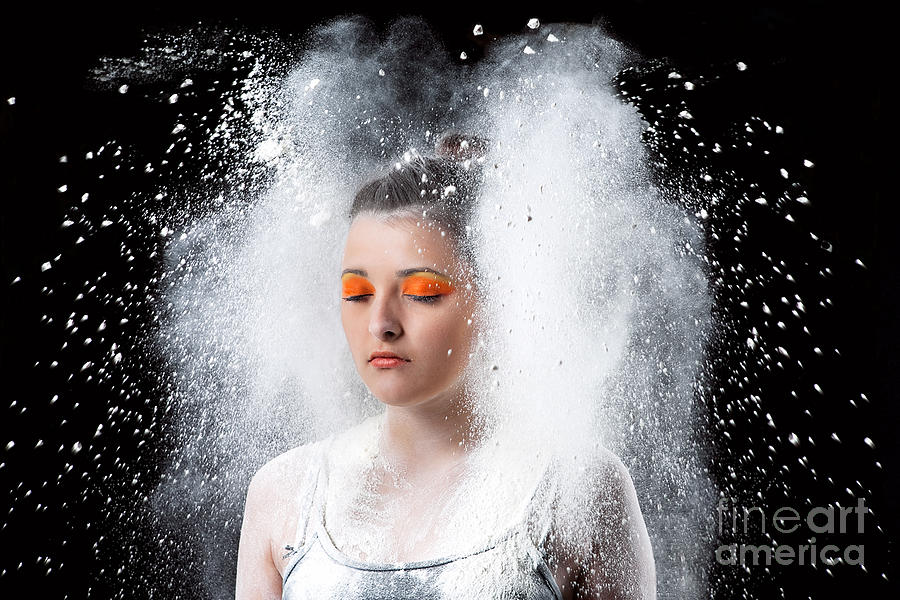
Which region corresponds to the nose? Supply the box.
[368,294,403,341]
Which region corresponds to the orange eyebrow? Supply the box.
[341,273,375,298]
[401,271,454,296]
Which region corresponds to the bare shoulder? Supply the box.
[239,435,334,579]
[588,446,639,501]
[245,438,327,511]
[249,444,312,496]
[576,446,648,542]
[543,446,642,546]
[247,413,380,503]
[588,446,631,477]
[581,447,656,599]
[542,447,655,599]
[243,415,380,538]
[236,439,332,596]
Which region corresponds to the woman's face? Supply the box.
[340,214,479,408]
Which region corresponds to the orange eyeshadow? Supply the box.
[402,272,454,296]
[341,273,375,298]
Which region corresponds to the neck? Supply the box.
[377,381,481,474]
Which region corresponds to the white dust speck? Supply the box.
[546,33,559,42]
[737,61,748,71]
[788,433,800,446]
[254,138,283,162]
[180,78,193,88]
[527,18,540,29]
[309,78,320,89]
[523,46,535,55]
[6,97,15,105]
[684,82,695,90]
[72,442,82,454]
[678,110,693,119]
[803,159,814,167]
[863,437,875,449]
[40,262,52,272]
[459,52,468,60]
[57,185,67,192]
[118,84,129,94]
[167,93,179,104]
[4,441,13,450]
[309,210,331,228]
[378,69,385,77]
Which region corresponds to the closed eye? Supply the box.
[401,273,454,303]
[405,294,441,304]
[341,273,375,301]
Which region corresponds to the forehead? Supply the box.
[341,214,459,271]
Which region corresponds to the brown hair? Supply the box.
[348,133,487,276]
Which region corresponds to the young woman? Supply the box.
[234,136,656,599]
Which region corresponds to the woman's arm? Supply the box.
[235,465,285,600]
[578,450,656,600]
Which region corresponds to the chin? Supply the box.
[373,394,419,408]
[369,384,430,407]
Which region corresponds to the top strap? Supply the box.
[290,435,334,549]
[521,453,560,553]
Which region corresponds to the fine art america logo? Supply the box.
[716,497,868,567]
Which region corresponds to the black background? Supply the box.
[1,2,894,598]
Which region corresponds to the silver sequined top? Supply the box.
[282,437,562,600]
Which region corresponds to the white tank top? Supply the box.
[282,436,562,599]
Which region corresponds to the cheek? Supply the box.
[427,310,474,357]
[341,309,366,359]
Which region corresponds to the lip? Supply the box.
[368,351,411,368]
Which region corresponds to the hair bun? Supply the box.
[434,132,489,161]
